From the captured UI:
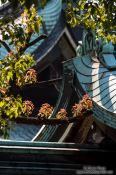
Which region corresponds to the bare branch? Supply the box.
[19,34,47,55]
[28,34,48,48]
[0,40,11,53]
[13,111,93,125]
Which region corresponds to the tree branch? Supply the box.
[0,40,11,53]
[13,111,93,125]
[19,34,47,54]
[28,34,48,48]
[20,78,62,90]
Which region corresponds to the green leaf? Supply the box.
[0,101,4,108]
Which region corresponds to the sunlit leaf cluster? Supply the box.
[72,94,93,119]
[56,108,68,120]
[0,0,42,136]
[0,6,42,52]
[65,0,116,43]
[38,103,53,119]
[0,54,35,88]
[0,95,23,119]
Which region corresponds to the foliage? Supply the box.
[0,0,95,138]
[0,0,49,9]
[72,94,93,119]
[0,95,23,119]
[56,108,68,120]
[36,95,92,121]
[64,0,116,43]
[38,103,53,119]
[24,68,37,84]
[23,100,35,116]
[0,54,35,88]
[0,0,43,137]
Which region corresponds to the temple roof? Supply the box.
[73,55,116,113]
[73,50,116,128]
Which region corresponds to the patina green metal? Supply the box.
[73,29,116,131]
[32,60,75,141]
[0,140,115,175]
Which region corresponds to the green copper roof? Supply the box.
[73,49,116,129]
